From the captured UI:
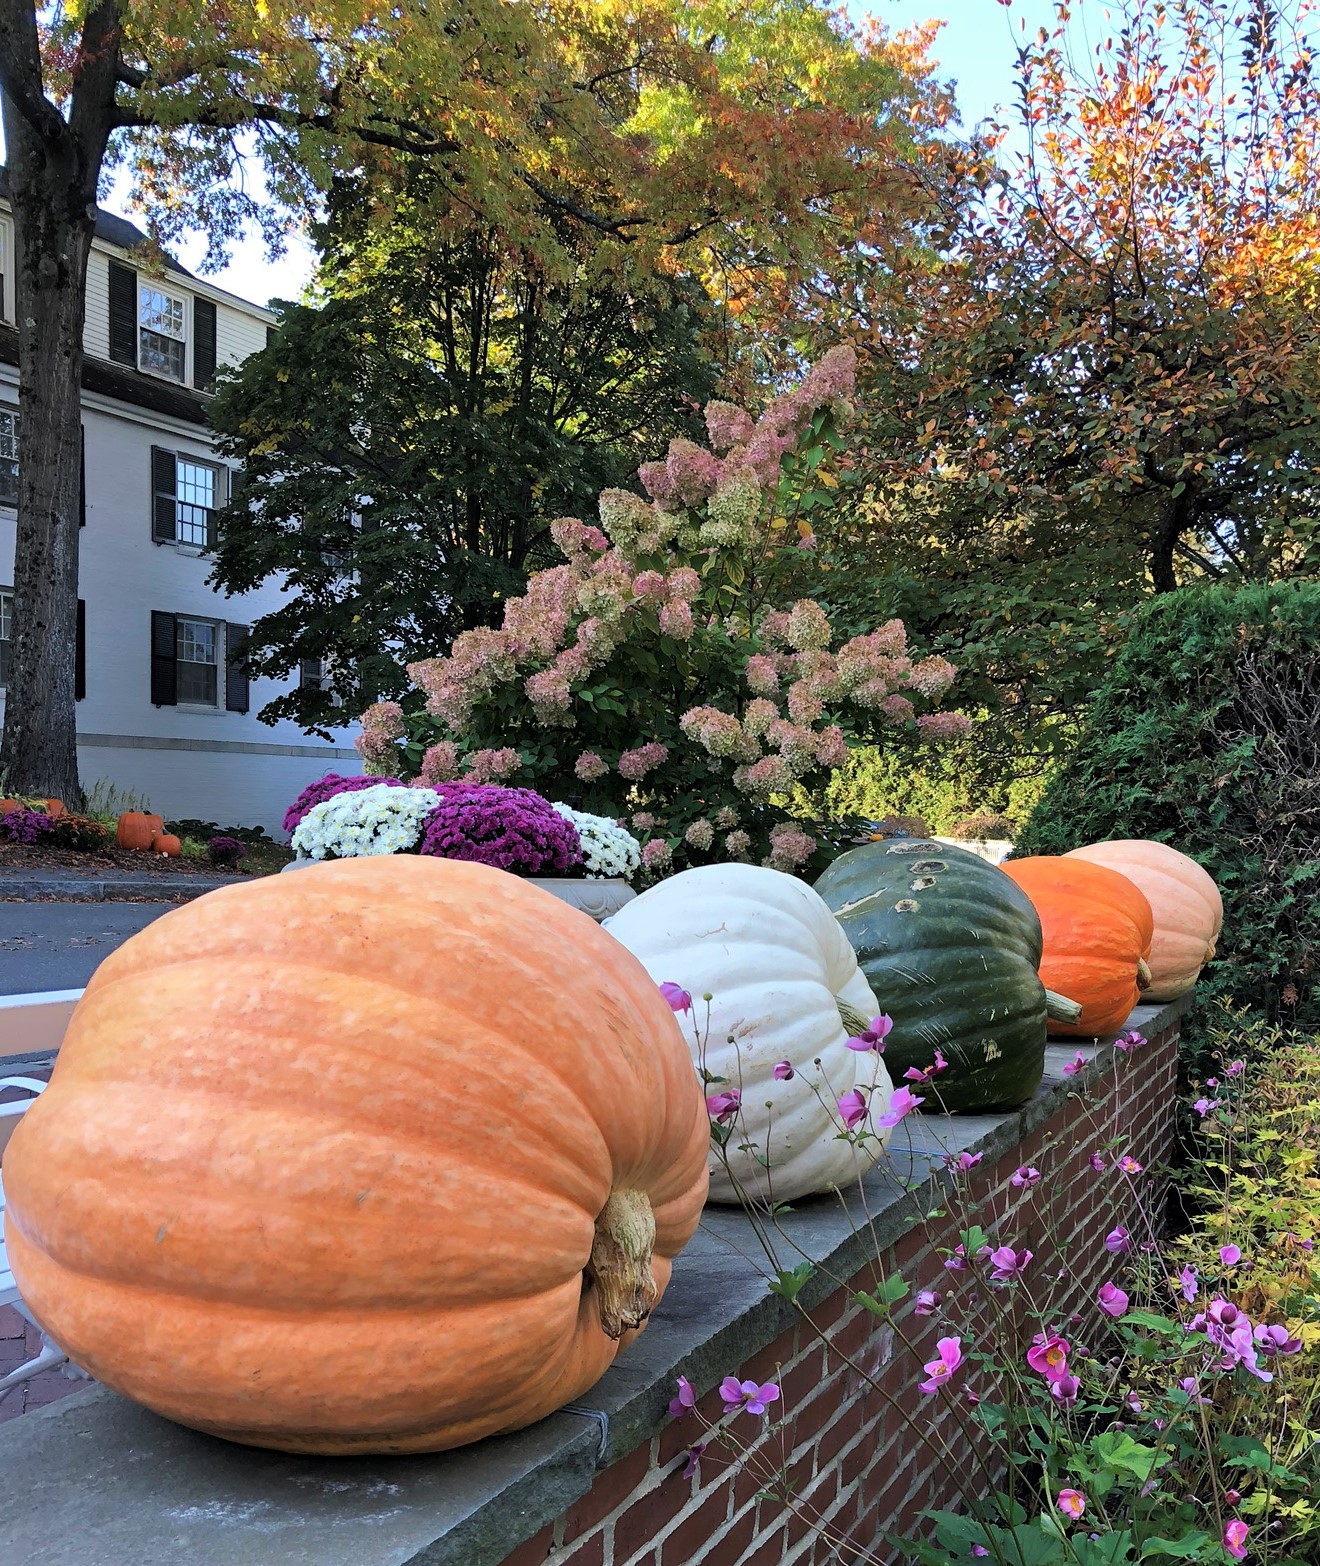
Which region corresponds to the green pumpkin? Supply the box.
[815,839,1080,1113]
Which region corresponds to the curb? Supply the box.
[0,875,246,903]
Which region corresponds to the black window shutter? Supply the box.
[151,446,176,541]
[108,263,137,365]
[79,426,85,528]
[150,611,177,705]
[225,623,250,713]
[75,599,86,700]
[193,298,217,389]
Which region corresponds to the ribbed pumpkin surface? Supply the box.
[3,856,709,1455]
[815,840,1050,1113]
[1064,840,1222,1001]
[1003,856,1155,1036]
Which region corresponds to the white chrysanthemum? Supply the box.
[292,784,441,860]
[551,803,642,880]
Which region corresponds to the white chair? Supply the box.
[0,1076,85,1404]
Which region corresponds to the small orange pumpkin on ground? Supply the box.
[1002,856,1155,1037]
[1064,840,1222,1002]
[0,799,20,815]
[3,856,710,1455]
[115,811,164,851]
[40,798,67,820]
[152,833,182,857]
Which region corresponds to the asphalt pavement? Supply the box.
[0,902,178,995]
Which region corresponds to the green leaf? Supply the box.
[1090,1431,1168,1482]
[1140,1534,1214,1558]
[768,1262,813,1303]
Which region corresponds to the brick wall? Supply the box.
[498,1024,1180,1566]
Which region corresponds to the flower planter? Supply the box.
[281,856,635,921]
[530,877,636,922]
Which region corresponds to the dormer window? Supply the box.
[139,282,186,381]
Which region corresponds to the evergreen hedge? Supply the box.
[1017,582,1320,1026]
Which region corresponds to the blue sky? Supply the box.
[104,0,1079,309]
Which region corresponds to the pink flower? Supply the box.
[1179,1376,1209,1406]
[719,1377,780,1416]
[1105,1227,1131,1254]
[846,1014,893,1053]
[1087,1152,1106,1173]
[914,1289,942,1316]
[618,742,669,781]
[658,600,694,639]
[1050,1373,1080,1409]
[574,751,609,782]
[1010,1165,1041,1188]
[988,1246,1032,1283]
[1057,1489,1085,1521]
[1254,1323,1302,1357]
[668,1376,696,1418]
[876,1086,923,1128]
[837,1089,869,1131]
[916,711,973,741]
[772,1060,795,1081]
[706,1090,741,1125]
[660,982,692,1013]
[1219,1244,1242,1267]
[1193,1097,1221,1118]
[417,741,462,786]
[641,839,672,873]
[1097,1282,1129,1318]
[918,1335,963,1394]
[681,1442,706,1479]
[1226,1059,1245,1078]
[1063,1052,1088,1077]
[1117,1155,1144,1175]
[1114,1029,1147,1052]
[944,1151,982,1173]
[704,399,755,453]
[905,1049,949,1083]
[1224,1520,1249,1561]
[1178,1266,1198,1302]
[1027,1334,1071,1384]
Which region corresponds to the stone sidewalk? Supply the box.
[0,867,245,903]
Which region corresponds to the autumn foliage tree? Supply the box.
[852,0,1320,596]
[0,0,949,800]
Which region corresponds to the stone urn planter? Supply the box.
[281,857,636,922]
[529,877,636,922]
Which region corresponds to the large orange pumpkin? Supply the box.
[1064,840,1222,1002]
[3,856,709,1455]
[1002,857,1155,1037]
[115,811,164,851]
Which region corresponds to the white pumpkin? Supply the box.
[604,864,894,1204]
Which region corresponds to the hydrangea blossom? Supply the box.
[291,784,440,859]
[551,804,641,880]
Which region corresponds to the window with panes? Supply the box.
[176,618,220,706]
[139,283,187,382]
[0,407,18,507]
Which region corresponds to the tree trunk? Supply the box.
[0,103,98,803]
[1150,489,1189,594]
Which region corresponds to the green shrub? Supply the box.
[1018,581,1320,1026]
[816,724,1054,835]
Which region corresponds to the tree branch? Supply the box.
[0,0,65,144]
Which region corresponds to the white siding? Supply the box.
[83,249,110,360]
[215,301,268,371]
[0,378,359,835]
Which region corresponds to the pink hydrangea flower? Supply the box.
[463,746,522,785]
[575,751,609,782]
[704,399,756,453]
[417,741,462,786]
[618,742,669,781]
[641,839,672,873]
[659,600,694,639]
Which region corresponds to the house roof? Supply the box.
[0,169,196,279]
[0,323,209,425]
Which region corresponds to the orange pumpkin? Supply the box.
[0,799,19,814]
[3,856,710,1455]
[115,811,164,851]
[1002,857,1155,1037]
[153,833,182,858]
[41,798,67,820]
[1064,840,1222,1002]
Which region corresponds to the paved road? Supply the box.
[0,902,177,995]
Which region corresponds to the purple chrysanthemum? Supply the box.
[0,807,58,845]
[283,774,407,837]
[418,783,582,876]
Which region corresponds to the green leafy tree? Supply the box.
[0,0,947,800]
[209,215,715,735]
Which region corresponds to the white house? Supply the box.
[0,196,359,836]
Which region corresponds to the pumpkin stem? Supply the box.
[837,999,874,1039]
[588,1189,658,1340]
[1136,958,1153,991]
[1044,989,1084,1025]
